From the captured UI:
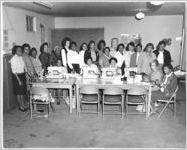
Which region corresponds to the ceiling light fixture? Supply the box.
[33,1,53,9]
[150,1,165,6]
[135,11,145,20]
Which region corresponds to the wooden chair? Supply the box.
[29,87,52,119]
[79,86,100,116]
[126,87,147,118]
[157,86,179,119]
[102,87,124,119]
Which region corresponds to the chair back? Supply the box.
[128,87,147,96]
[80,86,99,95]
[104,87,123,95]
[30,87,49,96]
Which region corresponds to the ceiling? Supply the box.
[3,2,185,17]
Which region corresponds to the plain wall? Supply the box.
[55,15,183,67]
[3,6,55,54]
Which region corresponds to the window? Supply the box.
[3,30,9,50]
[26,15,36,32]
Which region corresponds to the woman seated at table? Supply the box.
[81,57,100,77]
[149,59,164,91]
[99,47,111,69]
[109,57,122,75]
[151,64,178,113]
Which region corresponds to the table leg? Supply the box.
[76,85,79,114]
[69,86,72,113]
[147,86,152,118]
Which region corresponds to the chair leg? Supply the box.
[157,102,170,119]
[97,94,99,116]
[121,95,124,119]
[48,103,50,118]
[30,97,32,119]
[125,95,128,117]
[102,95,104,118]
[174,97,177,119]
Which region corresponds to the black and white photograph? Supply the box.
[1,0,186,149]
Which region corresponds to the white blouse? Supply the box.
[61,48,70,68]
[10,55,26,74]
[114,51,125,67]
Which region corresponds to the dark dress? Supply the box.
[39,52,51,74]
[12,73,27,95]
[84,50,99,65]
[153,49,172,66]
[50,51,62,66]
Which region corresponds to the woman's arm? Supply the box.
[61,50,66,67]
[39,54,45,69]
[67,51,73,70]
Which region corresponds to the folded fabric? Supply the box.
[32,93,55,103]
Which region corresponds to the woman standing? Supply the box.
[97,40,106,57]
[61,37,72,73]
[39,42,51,75]
[29,47,42,76]
[22,43,35,77]
[84,40,99,66]
[137,43,156,76]
[124,42,135,68]
[114,44,126,75]
[130,43,143,67]
[10,45,28,112]
[79,43,88,68]
[50,46,62,66]
[110,38,119,57]
[99,47,111,68]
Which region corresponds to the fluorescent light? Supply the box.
[150,1,165,6]
[135,11,145,20]
[33,1,53,9]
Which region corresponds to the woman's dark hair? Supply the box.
[156,40,166,50]
[144,43,154,52]
[22,43,31,51]
[163,64,173,71]
[103,47,110,53]
[12,45,23,55]
[88,40,95,50]
[109,57,118,64]
[61,37,71,49]
[80,43,87,51]
[116,43,125,51]
[70,41,77,48]
[86,56,93,63]
[150,59,159,67]
[126,42,135,51]
[97,40,106,50]
[135,43,142,52]
[29,47,37,56]
[40,42,49,53]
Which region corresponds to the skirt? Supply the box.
[12,73,27,95]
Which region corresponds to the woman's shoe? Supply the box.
[18,107,26,112]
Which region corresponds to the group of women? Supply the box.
[9,37,177,113]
